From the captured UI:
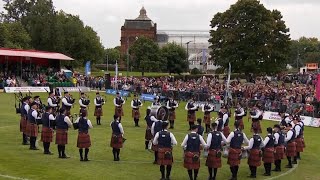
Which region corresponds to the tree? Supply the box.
[129,36,164,76]
[0,22,31,48]
[209,0,290,75]
[160,43,188,74]
[105,47,120,65]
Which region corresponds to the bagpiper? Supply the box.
[110,115,124,161]
[185,98,198,130]
[26,102,40,150]
[55,108,72,158]
[47,91,59,115]
[292,117,303,164]
[262,127,275,176]
[202,100,214,133]
[151,118,164,164]
[41,106,55,155]
[273,124,285,172]
[145,107,158,150]
[250,105,263,134]
[216,105,230,138]
[181,125,207,180]
[153,121,177,180]
[76,111,93,161]
[206,123,227,180]
[234,103,245,130]
[284,123,296,168]
[113,92,125,121]
[61,92,75,117]
[94,92,105,125]
[131,94,143,127]
[79,92,90,115]
[166,96,179,129]
[20,96,31,145]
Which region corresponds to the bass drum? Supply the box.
[150,105,169,121]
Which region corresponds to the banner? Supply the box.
[4,87,50,93]
[317,74,320,101]
[85,61,91,76]
[263,111,320,127]
[57,87,91,93]
[115,61,118,84]
[106,89,130,97]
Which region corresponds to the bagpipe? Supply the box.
[70,113,79,130]
[14,91,24,114]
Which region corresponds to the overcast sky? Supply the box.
[1,0,319,48]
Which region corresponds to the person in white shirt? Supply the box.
[20,96,31,145]
[166,96,179,129]
[27,102,41,150]
[55,108,72,159]
[250,105,263,134]
[76,111,93,161]
[181,125,207,180]
[131,94,143,127]
[153,121,177,180]
[202,100,214,133]
[79,92,90,115]
[47,91,59,115]
[61,92,75,116]
[262,127,275,176]
[292,117,303,164]
[234,103,245,130]
[94,92,105,125]
[185,98,198,130]
[113,92,125,121]
[284,123,296,168]
[110,115,125,161]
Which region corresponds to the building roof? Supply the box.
[0,48,74,61]
[135,6,151,21]
[123,7,155,30]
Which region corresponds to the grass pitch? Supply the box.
[0,92,319,180]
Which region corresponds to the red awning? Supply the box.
[0,48,74,61]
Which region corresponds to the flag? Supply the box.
[225,63,232,103]
[85,61,91,76]
[316,74,320,101]
[115,60,118,85]
[202,49,206,65]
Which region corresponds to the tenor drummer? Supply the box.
[166,96,178,129]
[243,127,263,179]
[262,127,275,176]
[202,100,214,133]
[94,92,104,125]
[153,121,177,180]
[185,98,198,130]
[181,125,207,180]
[41,106,55,155]
[131,94,143,127]
[110,115,124,161]
[273,124,285,172]
[226,121,249,180]
[114,92,125,121]
[20,96,31,145]
[61,92,74,117]
[250,105,263,133]
[206,123,227,180]
[26,102,41,150]
[79,92,89,115]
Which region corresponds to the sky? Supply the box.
[0,0,320,48]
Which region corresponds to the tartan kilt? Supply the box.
[145,128,153,140]
[41,127,53,142]
[132,109,140,119]
[227,148,242,166]
[20,116,27,133]
[206,149,222,168]
[295,138,304,152]
[184,151,200,170]
[55,129,68,145]
[223,126,230,138]
[248,149,262,167]
[115,107,124,117]
[203,114,211,125]
[251,121,262,133]
[94,107,103,117]
[157,148,173,165]
[187,113,196,122]
[77,132,91,148]
[110,134,123,149]
[26,123,38,137]
[262,148,275,163]
[274,145,285,160]
[236,119,244,130]
[302,138,306,148]
[169,110,176,121]
[286,141,297,157]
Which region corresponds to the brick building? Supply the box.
[120,7,157,61]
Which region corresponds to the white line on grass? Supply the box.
[0,174,29,180]
[264,162,298,180]
[0,125,16,129]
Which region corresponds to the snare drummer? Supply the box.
[206,123,227,180]
[243,127,264,178]
[181,125,207,180]
[131,94,143,127]
[226,121,249,180]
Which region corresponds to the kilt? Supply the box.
[110,134,123,149]
[286,141,297,157]
[157,148,173,165]
[203,114,211,125]
[187,113,196,122]
[169,110,176,121]
[145,128,153,140]
[26,123,38,137]
[20,116,27,133]
[274,145,285,160]
[55,129,68,145]
[302,138,306,148]
[184,151,200,170]
[206,149,222,168]
[77,132,91,148]
[94,107,103,117]
[236,119,244,130]
[251,121,262,133]
[295,138,304,152]
[115,107,124,117]
[223,126,230,138]
[132,109,140,119]
[248,149,262,167]
[227,148,242,166]
[41,127,53,142]
[262,147,275,163]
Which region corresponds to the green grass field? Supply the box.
[0,92,319,180]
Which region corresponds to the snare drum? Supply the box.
[222,146,229,158]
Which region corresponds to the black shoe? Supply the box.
[292,161,297,164]
[113,158,117,161]
[272,169,280,172]
[29,147,39,150]
[285,165,293,168]
[61,155,70,159]
[44,151,53,155]
[263,173,271,176]
[84,158,89,161]
[22,142,30,145]
[80,158,84,161]
[169,127,173,129]
[153,161,157,164]
[247,175,256,178]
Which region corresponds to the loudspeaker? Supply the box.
[105,73,111,89]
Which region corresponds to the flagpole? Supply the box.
[225,63,231,105]
[115,60,118,90]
